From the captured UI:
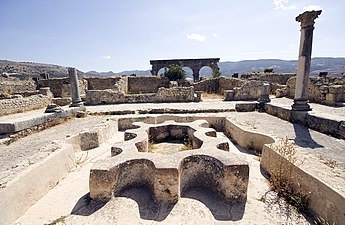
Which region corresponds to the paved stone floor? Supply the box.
[1,97,344,224]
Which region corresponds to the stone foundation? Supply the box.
[85,87,198,105]
[0,94,51,116]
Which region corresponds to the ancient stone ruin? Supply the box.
[0,10,344,225]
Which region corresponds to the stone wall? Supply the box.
[85,87,197,105]
[84,77,127,92]
[38,78,87,98]
[0,94,51,116]
[240,73,296,85]
[193,77,245,94]
[0,76,36,95]
[231,80,264,101]
[281,76,345,106]
[127,76,170,94]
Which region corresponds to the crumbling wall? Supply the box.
[85,87,196,105]
[38,78,87,98]
[240,73,296,85]
[281,76,345,105]
[127,76,170,94]
[218,77,246,94]
[85,77,127,92]
[193,77,245,94]
[0,76,36,95]
[0,94,51,116]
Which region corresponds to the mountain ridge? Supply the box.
[1,57,344,78]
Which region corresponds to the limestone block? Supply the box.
[79,130,99,151]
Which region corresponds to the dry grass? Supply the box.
[268,137,309,214]
[317,155,337,168]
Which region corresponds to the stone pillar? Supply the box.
[192,67,200,82]
[292,10,321,111]
[259,82,271,103]
[68,67,83,107]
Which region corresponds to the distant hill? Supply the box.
[1,57,344,78]
[219,57,345,76]
[0,60,84,78]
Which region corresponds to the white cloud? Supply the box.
[273,0,296,10]
[303,5,323,11]
[212,32,218,38]
[101,55,111,59]
[186,33,206,42]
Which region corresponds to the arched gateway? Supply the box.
[150,58,220,82]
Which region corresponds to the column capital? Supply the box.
[296,10,322,28]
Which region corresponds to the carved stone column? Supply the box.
[68,67,83,107]
[292,10,322,111]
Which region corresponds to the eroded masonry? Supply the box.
[0,10,345,225]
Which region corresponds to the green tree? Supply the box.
[212,70,221,78]
[162,64,186,81]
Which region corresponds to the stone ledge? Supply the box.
[0,106,86,134]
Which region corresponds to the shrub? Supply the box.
[264,68,274,73]
[162,64,186,81]
[212,70,221,78]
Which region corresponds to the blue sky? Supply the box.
[0,0,344,72]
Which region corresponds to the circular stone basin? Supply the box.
[147,125,197,154]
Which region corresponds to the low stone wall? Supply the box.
[85,87,197,105]
[84,77,127,92]
[0,95,51,116]
[280,76,345,106]
[38,78,87,98]
[224,80,264,101]
[193,77,245,94]
[260,144,345,225]
[265,103,345,139]
[127,76,170,94]
[0,77,36,95]
[240,73,296,85]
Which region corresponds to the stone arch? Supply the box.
[157,67,168,76]
[150,58,220,82]
[182,66,193,78]
[199,66,213,78]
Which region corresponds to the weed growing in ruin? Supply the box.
[76,151,89,166]
[317,155,337,168]
[44,215,67,225]
[268,137,310,214]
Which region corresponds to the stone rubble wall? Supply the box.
[38,78,87,98]
[281,76,345,105]
[85,87,196,105]
[193,77,245,94]
[0,77,36,95]
[240,73,296,85]
[127,76,170,94]
[84,77,127,93]
[0,94,51,116]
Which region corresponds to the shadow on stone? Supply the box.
[293,123,324,149]
[117,186,175,221]
[182,187,246,221]
[70,193,107,216]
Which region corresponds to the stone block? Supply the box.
[235,103,257,112]
[79,130,99,151]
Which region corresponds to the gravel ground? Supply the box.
[0,115,108,189]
